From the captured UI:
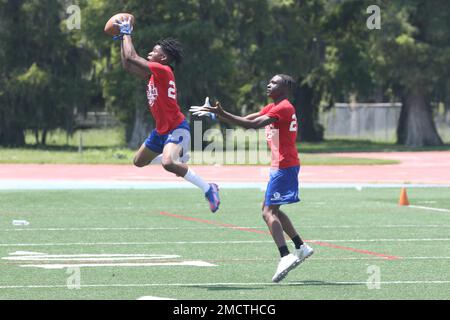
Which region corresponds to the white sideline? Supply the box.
[408,205,450,213]
[1,238,450,247]
[3,224,450,232]
[137,296,175,300]
[1,180,450,190]
[20,261,216,269]
[0,280,449,289]
[1,252,217,269]
[3,256,450,262]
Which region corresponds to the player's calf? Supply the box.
[133,156,149,167]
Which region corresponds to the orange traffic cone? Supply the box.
[399,187,410,206]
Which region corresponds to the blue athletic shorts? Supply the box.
[144,120,190,154]
[264,166,300,206]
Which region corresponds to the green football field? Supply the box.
[0,187,449,300]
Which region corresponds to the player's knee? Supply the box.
[262,206,279,221]
[262,212,269,223]
[161,156,176,172]
[262,207,272,222]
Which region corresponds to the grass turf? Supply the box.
[0,188,449,300]
[0,148,398,165]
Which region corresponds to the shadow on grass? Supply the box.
[182,280,361,292]
[285,280,362,287]
[186,285,264,292]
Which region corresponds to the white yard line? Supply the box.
[1,238,450,247]
[3,224,450,232]
[137,296,175,300]
[310,238,450,242]
[20,261,217,269]
[3,253,181,261]
[408,205,450,213]
[0,240,273,247]
[0,280,449,289]
[1,252,216,269]
[3,256,450,263]
[205,256,450,261]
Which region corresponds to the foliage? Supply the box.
[1,0,449,147]
[0,0,92,146]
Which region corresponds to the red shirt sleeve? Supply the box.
[261,103,288,121]
[259,103,275,117]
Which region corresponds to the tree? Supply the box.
[0,0,27,146]
[3,0,447,149]
[369,0,449,146]
[312,0,449,147]
[0,0,92,146]
[82,0,240,148]
[223,0,330,141]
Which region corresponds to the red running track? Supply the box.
[0,151,449,184]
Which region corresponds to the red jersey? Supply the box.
[259,99,300,168]
[147,62,185,134]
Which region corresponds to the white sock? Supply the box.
[183,168,210,193]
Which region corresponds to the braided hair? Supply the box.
[156,38,184,66]
[276,74,296,91]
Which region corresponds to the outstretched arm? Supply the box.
[244,112,261,121]
[120,35,151,80]
[208,102,276,129]
[115,17,150,80]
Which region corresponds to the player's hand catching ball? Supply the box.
[113,16,133,40]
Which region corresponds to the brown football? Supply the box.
[104,13,135,36]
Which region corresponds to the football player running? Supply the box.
[113,17,220,212]
[190,74,313,282]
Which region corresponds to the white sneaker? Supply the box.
[294,244,314,262]
[272,253,301,283]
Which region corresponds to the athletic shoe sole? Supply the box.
[298,250,314,263]
[208,184,220,213]
[272,258,301,283]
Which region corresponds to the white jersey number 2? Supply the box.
[168,80,176,99]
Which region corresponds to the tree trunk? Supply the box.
[127,104,153,149]
[293,81,324,142]
[41,128,48,146]
[34,129,39,145]
[397,84,443,147]
[0,121,25,147]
